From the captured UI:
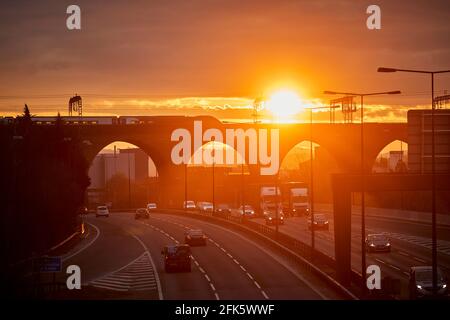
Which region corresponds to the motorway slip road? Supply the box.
[47,211,345,300]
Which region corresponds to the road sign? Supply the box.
[33,256,62,273]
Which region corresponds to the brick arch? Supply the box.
[83,136,162,174]
[369,138,408,172]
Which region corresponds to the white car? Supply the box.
[197,202,214,213]
[183,200,196,210]
[96,205,109,217]
[147,203,157,211]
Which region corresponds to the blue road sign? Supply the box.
[34,256,62,272]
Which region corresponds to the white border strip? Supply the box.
[62,221,100,262]
[132,234,164,300]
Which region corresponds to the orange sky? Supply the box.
[0,0,449,122]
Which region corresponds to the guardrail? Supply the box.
[159,209,360,299]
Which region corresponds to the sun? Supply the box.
[266,90,304,119]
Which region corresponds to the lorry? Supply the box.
[260,186,283,217]
[281,182,310,216]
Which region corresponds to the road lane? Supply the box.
[102,214,216,300]
[51,211,349,300]
[251,211,450,299]
[145,212,332,299]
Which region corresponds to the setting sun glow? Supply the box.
[266,90,304,119]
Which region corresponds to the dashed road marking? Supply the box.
[150,215,270,300]
[389,264,401,271]
[139,220,219,300]
[397,251,410,257]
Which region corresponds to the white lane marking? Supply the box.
[143,219,219,300]
[375,258,386,265]
[389,264,401,271]
[403,271,410,276]
[131,235,164,300]
[62,221,100,262]
[89,252,157,292]
[414,257,427,263]
[151,215,270,300]
[165,216,330,300]
[397,251,410,257]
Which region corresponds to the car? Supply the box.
[147,203,157,211]
[265,212,284,225]
[96,205,109,217]
[239,205,256,218]
[183,200,196,210]
[214,203,231,217]
[307,213,329,230]
[161,244,192,272]
[365,234,391,253]
[197,201,214,213]
[409,266,448,299]
[185,229,207,246]
[135,208,149,219]
[77,206,89,215]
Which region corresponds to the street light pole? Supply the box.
[306,105,331,258]
[241,162,245,209]
[310,108,315,257]
[360,94,366,287]
[127,148,131,209]
[212,141,215,213]
[378,67,450,295]
[324,89,401,291]
[431,73,437,295]
[184,163,188,211]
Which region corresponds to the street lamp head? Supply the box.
[377,67,397,73]
[388,90,401,95]
[323,91,337,95]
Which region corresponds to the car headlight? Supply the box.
[416,285,423,290]
[386,243,391,246]
[268,217,272,220]
[280,216,284,219]
[324,221,329,224]
[370,243,375,247]
[442,284,447,289]
[292,209,296,212]
[313,221,318,224]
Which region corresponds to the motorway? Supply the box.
[50,211,346,300]
[252,207,450,299]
